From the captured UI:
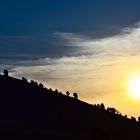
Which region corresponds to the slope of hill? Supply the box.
[0,73,139,139]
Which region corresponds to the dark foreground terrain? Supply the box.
[0,73,139,139]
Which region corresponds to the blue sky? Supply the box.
[1,0,140,36]
[1,0,140,117]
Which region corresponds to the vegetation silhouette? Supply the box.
[66,91,70,96]
[100,103,105,110]
[107,107,116,114]
[73,92,78,99]
[0,70,140,140]
[3,69,8,76]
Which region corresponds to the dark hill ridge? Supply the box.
[0,74,139,139]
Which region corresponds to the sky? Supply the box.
[1,0,140,118]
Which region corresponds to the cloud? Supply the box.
[55,22,140,57]
[1,22,140,66]
[3,22,140,80]
[0,34,78,61]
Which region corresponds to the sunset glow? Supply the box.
[128,75,140,100]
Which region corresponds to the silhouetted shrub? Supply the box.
[22,77,28,83]
[55,89,58,93]
[34,82,38,87]
[66,91,70,96]
[100,103,105,109]
[73,93,78,99]
[131,117,136,121]
[138,117,140,122]
[30,80,35,85]
[44,87,48,91]
[97,104,100,108]
[116,110,120,115]
[49,88,53,92]
[3,69,8,76]
[39,83,44,89]
[107,107,116,114]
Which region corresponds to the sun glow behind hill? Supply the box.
[128,75,140,100]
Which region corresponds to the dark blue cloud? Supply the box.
[0,34,79,61]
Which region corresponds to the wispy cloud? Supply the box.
[1,22,140,66]
[55,22,140,57]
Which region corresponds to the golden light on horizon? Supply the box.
[128,75,140,100]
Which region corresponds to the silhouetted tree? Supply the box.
[33,82,38,87]
[100,103,105,109]
[39,83,44,89]
[125,114,127,118]
[49,88,53,92]
[3,69,8,76]
[30,80,35,85]
[97,104,100,108]
[138,117,140,122]
[116,110,120,115]
[44,87,48,91]
[22,77,28,83]
[55,89,58,93]
[131,117,136,121]
[107,107,116,114]
[66,91,70,96]
[73,93,78,99]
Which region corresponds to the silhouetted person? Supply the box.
[66,91,70,96]
[3,69,8,76]
[73,93,78,99]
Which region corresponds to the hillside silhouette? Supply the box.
[0,71,140,139]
